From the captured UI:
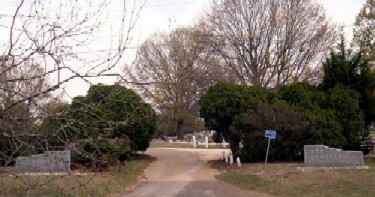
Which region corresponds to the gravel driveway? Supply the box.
[123,148,271,197]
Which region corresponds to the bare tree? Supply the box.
[130,27,224,138]
[200,0,337,89]
[353,0,375,62]
[0,0,144,195]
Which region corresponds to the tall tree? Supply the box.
[131,28,224,138]
[353,0,375,62]
[200,0,336,89]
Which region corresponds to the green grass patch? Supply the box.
[0,155,153,197]
[215,160,375,197]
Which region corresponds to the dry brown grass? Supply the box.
[213,158,375,197]
[0,155,154,197]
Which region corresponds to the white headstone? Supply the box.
[236,157,241,167]
[205,136,209,149]
[193,136,196,148]
[230,154,233,165]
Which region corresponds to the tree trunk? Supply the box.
[176,119,184,140]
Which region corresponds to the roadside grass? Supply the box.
[0,155,154,197]
[150,141,226,149]
[213,158,375,197]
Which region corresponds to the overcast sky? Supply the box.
[0,0,368,99]
[137,0,365,42]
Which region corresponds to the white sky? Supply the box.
[0,0,368,100]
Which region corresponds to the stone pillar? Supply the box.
[229,154,233,165]
[193,136,196,148]
[205,136,209,149]
[225,154,229,163]
[236,157,241,167]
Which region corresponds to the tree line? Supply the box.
[130,0,338,138]
[130,0,375,160]
[201,39,375,161]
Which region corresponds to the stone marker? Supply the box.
[229,154,233,165]
[236,157,241,167]
[222,140,226,148]
[16,151,71,173]
[304,145,364,167]
[205,136,209,149]
[193,136,196,148]
[225,154,229,163]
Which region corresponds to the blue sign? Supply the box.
[265,130,276,139]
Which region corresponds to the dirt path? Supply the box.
[123,148,271,197]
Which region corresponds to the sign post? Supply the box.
[264,130,276,168]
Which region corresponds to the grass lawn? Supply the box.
[0,155,153,197]
[212,157,375,197]
[150,141,226,149]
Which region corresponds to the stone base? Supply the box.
[304,145,364,167]
[297,166,369,172]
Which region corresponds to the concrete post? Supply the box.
[236,157,241,167]
[225,154,229,163]
[193,136,196,148]
[205,136,209,149]
[230,154,233,165]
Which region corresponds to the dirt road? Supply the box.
[123,148,270,197]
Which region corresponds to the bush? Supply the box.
[200,82,272,157]
[236,103,306,161]
[71,138,131,171]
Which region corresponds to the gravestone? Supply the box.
[229,153,233,165]
[222,140,226,148]
[304,145,364,167]
[236,157,241,167]
[16,151,71,173]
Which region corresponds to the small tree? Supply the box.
[67,84,156,152]
[328,85,365,149]
[278,83,346,148]
[235,103,307,161]
[321,39,375,127]
[200,82,271,157]
[42,84,156,165]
